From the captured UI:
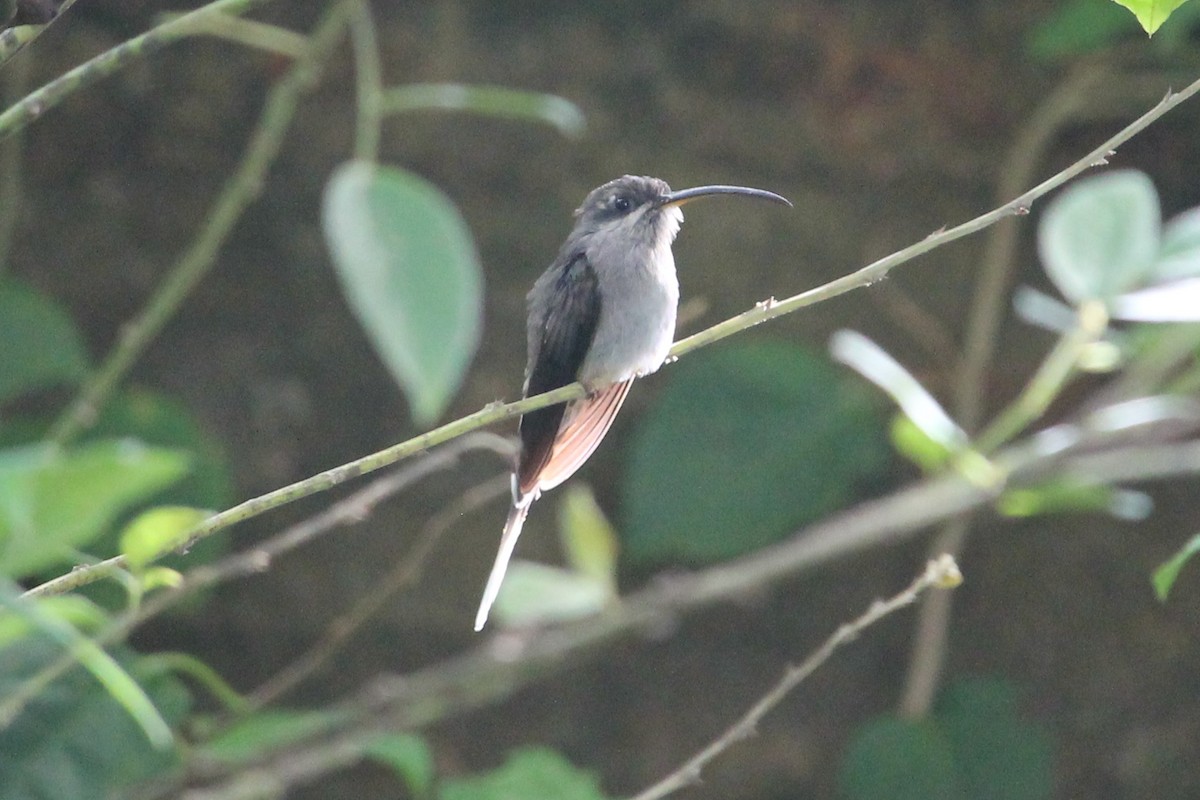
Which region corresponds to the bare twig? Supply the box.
[628,556,963,800]
[24,71,1200,600]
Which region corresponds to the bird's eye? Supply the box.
[613,195,631,212]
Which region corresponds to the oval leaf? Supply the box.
[1111,0,1191,34]
[322,161,483,427]
[0,278,89,404]
[119,506,212,569]
[1038,170,1160,304]
[493,561,613,628]
[557,484,619,591]
[1151,205,1200,282]
[0,440,190,577]
[622,340,890,565]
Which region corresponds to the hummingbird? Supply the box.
[474,175,791,630]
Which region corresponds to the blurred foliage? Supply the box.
[322,160,484,428]
[0,278,89,405]
[0,440,190,577]
[0,634,191,800]
[439,747,607,800]
[839,678,1053,800]
[622,340,891,565]
[1153,531,1200,599]
[1029,0,1200,56]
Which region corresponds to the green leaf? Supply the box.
[0,595,109,647]
[0,278,89,404]
[322,161,483,427]
[1151,206,1200,282]
[1038,170,1161,304]
[440,747,607,800]
[622,340,890,565]
[0,439,190,577]
[1110,0,1192,34]
[890,414,953,472]
[0,633,190,800]
[996,481,1151,520]
[87,388,234,510]
[1026,0,1137,60]
[839,716,960,800]
[1152,532,1200,600]
[380,83,586,138]
[557,484,619,592]
[365,733,435,798]
[119,506,212,569]
[201,709,341,765]
[936,678,1054,800]
[494,561,613,627]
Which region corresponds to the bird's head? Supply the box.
[569,174,791,254]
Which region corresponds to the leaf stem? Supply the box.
[349,0,384,161]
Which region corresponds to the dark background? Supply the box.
[7,1,1200,797]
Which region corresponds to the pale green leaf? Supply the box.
[1110,0,1191,34]
[1038,170,1160,303]
[1,586,173,750]
[440,747,607,800]
[0,633,189,800]
[557,484,619,592]
[0,440,190,577]
[119,506,211,569]
[0,278,89,404]
[322,161,483,427]
[1153,532,1200,600]
[380,83,586,138]
[494,561,613,627]
[0,595,109,647]
[202,709,340,765]
[1151,206,1200,282]
[365,733,435,798]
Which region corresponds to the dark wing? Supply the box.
[517,252,602,495]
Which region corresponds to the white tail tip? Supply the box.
[474,503,529,631]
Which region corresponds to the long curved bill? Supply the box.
[658,184,792,209]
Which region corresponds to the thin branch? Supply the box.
[627,556,962,800]
[23,71,1200,600]
[44,3,349,446]
[0,0,274,140]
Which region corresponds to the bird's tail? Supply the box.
[474,501,530,631]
